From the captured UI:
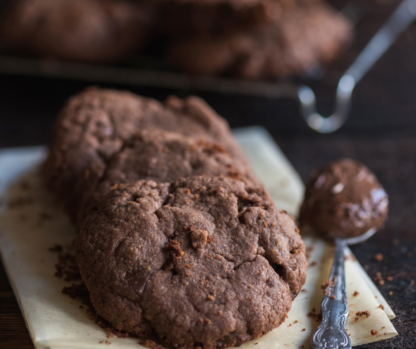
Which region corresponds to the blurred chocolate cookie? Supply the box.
[167,2,352,79]
[160,0,293,38]
[1,0,155,63]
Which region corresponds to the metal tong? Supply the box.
[299,0,416,133]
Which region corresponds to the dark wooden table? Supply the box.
[1,1,416,348]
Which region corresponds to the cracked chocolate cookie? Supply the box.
[167,2,352,79]
[1,0,155,63]
[76,129,260,225]
[75,176,307,348]
[43,87,247,221]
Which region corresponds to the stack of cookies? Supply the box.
[44,87,308,348]
[0,0,352,80]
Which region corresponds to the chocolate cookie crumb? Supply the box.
[139,339,162,349]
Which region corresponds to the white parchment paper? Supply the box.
[0,127,397,349]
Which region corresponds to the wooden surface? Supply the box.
[1,1,416,348]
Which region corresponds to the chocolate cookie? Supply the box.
[76,129,261,225]
[160,0,292,38]
[299,159,389,238]
[75,176,307,348]
[0,0,155,63]
[167,2,352,79]
[43,87,247,221]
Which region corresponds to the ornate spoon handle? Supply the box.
[311,238,351,349]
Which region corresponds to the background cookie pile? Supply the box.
[0,0,353,80]
[43,87,308,348]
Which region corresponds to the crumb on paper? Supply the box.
[139,340,162,349]
[353,291,359,297]
[54,251,81,282]
[374,253,383,262]
[345,254,356,262]
[307,308,322,322]
[356,311,370,318]
[370,329,378,336]
[378,304,384,310]
[321,277,336,297]
[301,328,305,332]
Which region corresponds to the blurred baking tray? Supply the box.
[0,0,414,133]
[0,1,374,97]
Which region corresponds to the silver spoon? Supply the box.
[311,228,377,349]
